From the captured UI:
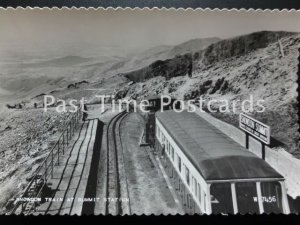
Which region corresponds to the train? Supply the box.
[154,110,290,214]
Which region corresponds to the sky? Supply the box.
[0,8,300,57]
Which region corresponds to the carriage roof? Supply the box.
[156,110,283,181]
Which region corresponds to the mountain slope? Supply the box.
[124,31,296,82]
[118,31,300,157]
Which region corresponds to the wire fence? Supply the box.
[9,108,82,215]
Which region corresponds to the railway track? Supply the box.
[105,111,131,215]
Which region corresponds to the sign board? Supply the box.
[239,113,270,145]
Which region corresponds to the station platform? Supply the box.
[34,119,99,215]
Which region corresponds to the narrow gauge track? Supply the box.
[105,111,131,215]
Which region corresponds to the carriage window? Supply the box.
[170,146,174,161]
[177,155,181,172]
[210,183,234,214]
[198,183,201,203]
[261,182,283,213]
[185,166,190,186]
[191,177,195,193]
[203,192,206,212]
[166,141,169,154]
[193,178,197,197]
[236,182,260,214]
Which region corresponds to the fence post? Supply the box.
[71,118,73,136]
[21,202,25,212]
[69,123,72,139]
[45,160,47,181]
[76,109,79,124]
[51,150,54,178]
[69,121,71,137]
[74,116,76,132]
[62,134,65,155]
[34,177,37,188]
[71,117,74,135]
[57,141,60,166]
[66,129,69,146]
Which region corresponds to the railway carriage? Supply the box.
[155,110,290,214]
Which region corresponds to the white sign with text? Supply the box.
[239,113,270,145]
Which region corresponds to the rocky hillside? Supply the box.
[124,31,295,82]
[0,108,71,212]
[193,31,293,69]
[116,31,300,157]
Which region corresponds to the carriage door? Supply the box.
[235,182,260,214]
[210,183,234,214]
[260,181,284,213]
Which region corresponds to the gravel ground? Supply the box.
[120,112,183,215]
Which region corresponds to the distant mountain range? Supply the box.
[0,31,297,107]
[0,36,221,102]
[20,56,92,68]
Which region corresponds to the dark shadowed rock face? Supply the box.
[115,87,129,100]
[124,54,193,82]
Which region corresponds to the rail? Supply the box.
[9,108,82,215]
[105,111,128,215]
